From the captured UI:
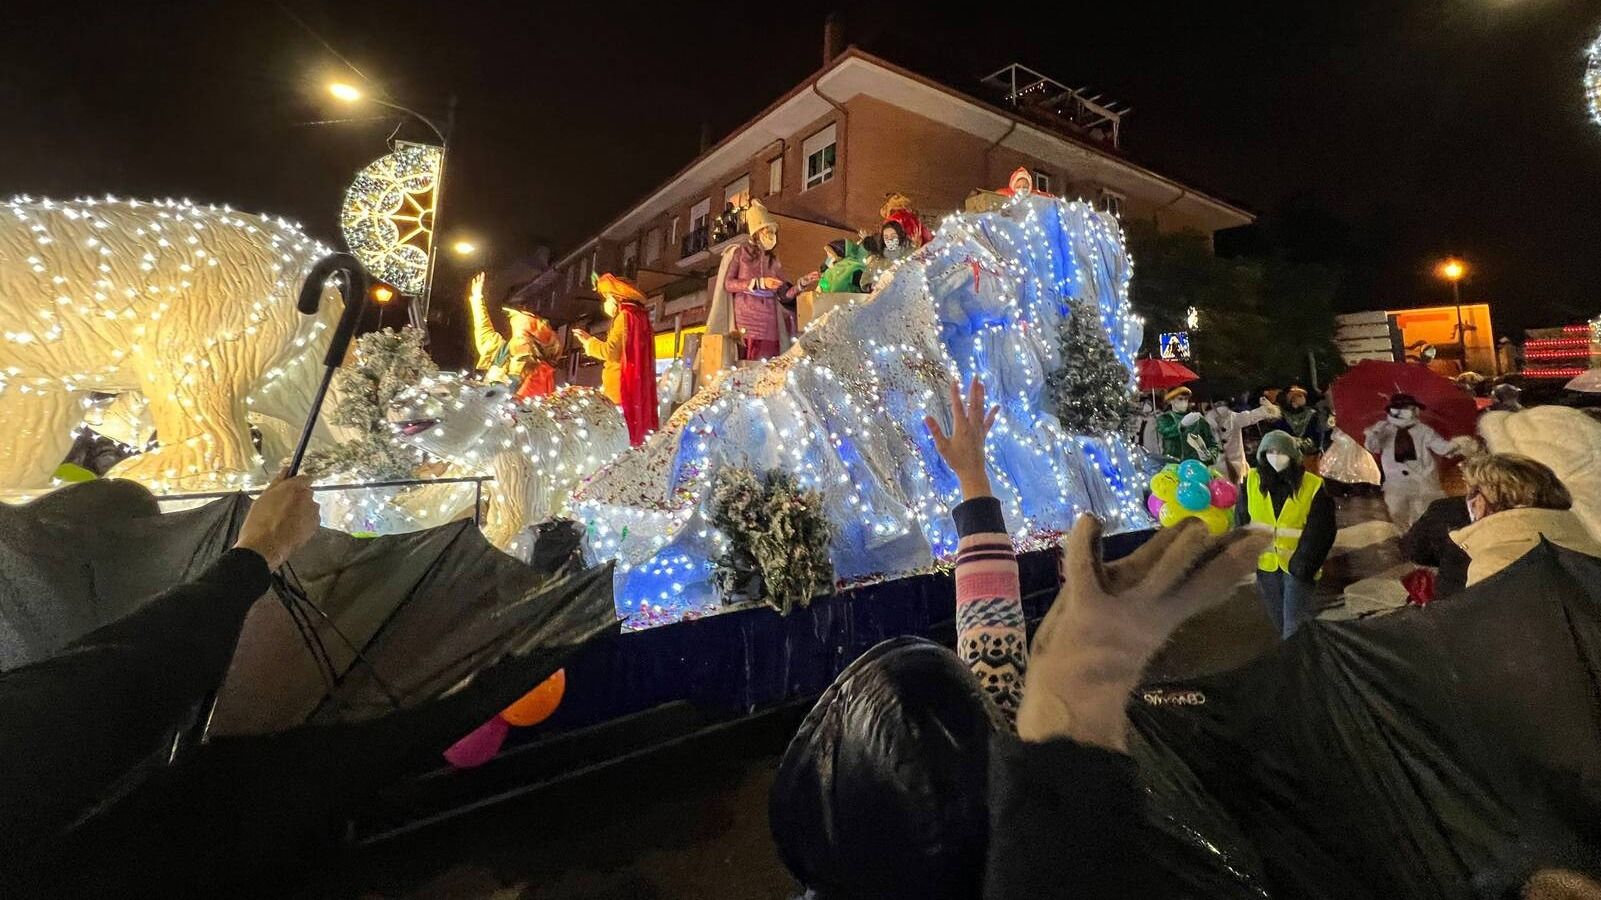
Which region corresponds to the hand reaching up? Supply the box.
[234,472,321,569]
[1016,516,1268,751]
[925,377,999,501]
[468,271,485,301]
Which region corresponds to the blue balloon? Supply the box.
[1177,459,1211,485]
[1176,480,1211,512]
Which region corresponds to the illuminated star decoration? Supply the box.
[340,141,444,295]
[1588,26,1601,126]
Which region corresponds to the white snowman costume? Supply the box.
[1207,401,1281,482]
[1364,408,1458,531]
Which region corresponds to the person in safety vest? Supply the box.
[1233,430,1337,638]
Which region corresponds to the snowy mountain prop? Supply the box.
[572,195,1149,623]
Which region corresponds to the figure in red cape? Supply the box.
[878,192,934,248]
[996,166,1055,198]
[575,273,658,445]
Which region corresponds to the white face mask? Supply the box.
[1388,408,1416,426]
[882,232,900,252]
[756,229,777,251]
[1170,399,1190,413]
[1266,453,1292,472]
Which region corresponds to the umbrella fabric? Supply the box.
[1566,369,1601,393]
[1328,359,1480,439]
[1131,541,1601,899]
[1137,358,1199,392]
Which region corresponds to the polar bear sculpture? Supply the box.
[0,196,340,491]
[389,375,630,552]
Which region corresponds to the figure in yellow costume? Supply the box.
[468,272,561,399]
[573,273,657,445]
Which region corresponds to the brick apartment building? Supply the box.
[534,46,1252,381]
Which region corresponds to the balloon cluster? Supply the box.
[1146,459,1238,536]
[443,669,568,769]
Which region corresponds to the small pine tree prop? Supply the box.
[1046,298,1134,435]
[304,326,438,480]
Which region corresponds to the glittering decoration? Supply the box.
[0,194,334,492]
[573,195,1149,624]
[340,141,444,295]
[1588,27,1601,126]
[390,374,630,555]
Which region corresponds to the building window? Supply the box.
[725,174,751,208]
[768,156,783,195]
[803,123,837,191]
[1098,190,1124,218]
[621,240,638,278]
[565,265,574,290]
[690,198,711,233]
[644,227,663,265]
[668,216,678,247]
[1033,170,1052,195]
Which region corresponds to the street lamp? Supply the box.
[1436,257,1469,371]
[451,240,477,256]
[326,79,456,337]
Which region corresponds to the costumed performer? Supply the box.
[1363,392,1461,531]
[707,200,798,361]
[1234,430,1335,639]
[879,192,933,248]
[1276,386,1326,458]
[815,238,867,294]
[996,166,1055,198]
[1206,395,1281,482]
[574,273,657,446]
[468,271,562,399]
[1155,386,1219,464]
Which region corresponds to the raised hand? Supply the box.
[234,471,321,569]
[469,271,486,300]
[925,377,999,501]
[1016,516,1268,750]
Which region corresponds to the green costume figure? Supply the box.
[1155,386,1219,463]
[817,239,867,294]
[1279,386,1325,455]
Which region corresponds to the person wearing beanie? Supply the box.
[1155,386,1220,463]
[1278,386,1327,457]
[1363,392,1461,531]
[1489,383,1524,413]
[1235,429,1337,638]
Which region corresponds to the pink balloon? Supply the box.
[1146,492,1165,518]
[443,716,510,769]
[1209,479,1239,509]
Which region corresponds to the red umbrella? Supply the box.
[1137,358,1199,392]
[1329,359,1480,439]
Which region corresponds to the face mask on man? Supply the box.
[1387,407,1416,426]
[1170,399,1190,413]
[1266,452,1292,472]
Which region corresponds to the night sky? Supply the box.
[5,1,1599,347]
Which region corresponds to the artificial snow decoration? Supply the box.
[1046,296,1135,435]
[573,195,1149,620]
[710,467,834,615]
[390,375,629,553]
[1587,27,1601,127]
[305,326,436,481]
[340,142,443,296]
[0,196,338,492]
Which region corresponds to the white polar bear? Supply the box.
[388,375,630,552]
[0,196,341,491]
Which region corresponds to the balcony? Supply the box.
[678,206,749,268]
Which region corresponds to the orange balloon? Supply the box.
[499,669,567,727]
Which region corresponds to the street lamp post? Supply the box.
[1437,257,1468,372]
[328,83,455,340]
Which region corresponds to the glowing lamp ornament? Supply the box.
[339,141,444,296]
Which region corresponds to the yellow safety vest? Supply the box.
[1245,469,1325,576]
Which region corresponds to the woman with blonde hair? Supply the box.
[1450,453,1601,586]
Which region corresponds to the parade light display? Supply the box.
[0,194,331,493]
[339,141,444,296]
[572,195,1149,625]
[1587,26,1601,126]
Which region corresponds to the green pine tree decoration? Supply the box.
[1046,298,1134,435]
[304,326,438,480]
